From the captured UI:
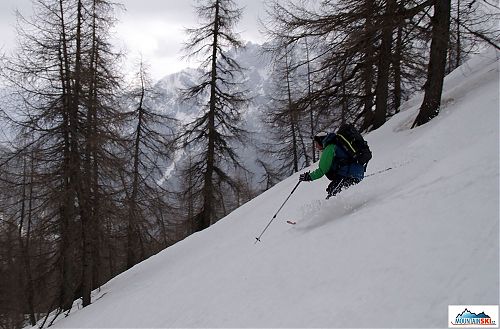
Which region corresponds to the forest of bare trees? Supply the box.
[260,0,498,174]
[0,0,498,327]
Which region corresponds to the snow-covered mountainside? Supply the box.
[153,41,271,126]
[43,48,499,328]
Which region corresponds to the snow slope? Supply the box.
[47,48,499,328]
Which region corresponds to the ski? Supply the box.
[286,220,296,225]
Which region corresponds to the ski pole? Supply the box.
[255,180,302,244]
[365,167,393,177]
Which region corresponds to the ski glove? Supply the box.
[299,171,312,182]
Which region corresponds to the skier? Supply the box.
[299,129,368,198]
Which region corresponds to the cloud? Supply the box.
[2,0,267,82]
[0,0,30,53]
[114,16,192,80]
[0,0,30,20]
[120,0,194,25]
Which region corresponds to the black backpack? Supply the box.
[324,124,372,168]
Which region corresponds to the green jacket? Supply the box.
[309,144,336,180]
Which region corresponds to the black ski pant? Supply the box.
[326,175,361,198]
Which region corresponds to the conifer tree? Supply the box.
[123,59,176,268]
[180,0,250,232]
[262,45,310,176]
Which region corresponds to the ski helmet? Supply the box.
[313,131,328,145]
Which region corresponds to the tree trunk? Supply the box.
[393,19,404,113]
[18,157,36,325]
[413,0,451,127]
[373,0,397,130]
[455,0,461,69]
[361,0,376,131]
[127,77,145,268]
[89,0,101,291]
[73,0,93,308]
[285,52,299,173]
[199,0,221,232]
[57,0,78,311]
[304,38,316,163]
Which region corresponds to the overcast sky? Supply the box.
[0,0,267,81]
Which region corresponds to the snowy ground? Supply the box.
[43,48,499,328]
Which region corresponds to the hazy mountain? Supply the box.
[151,42,276,190]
